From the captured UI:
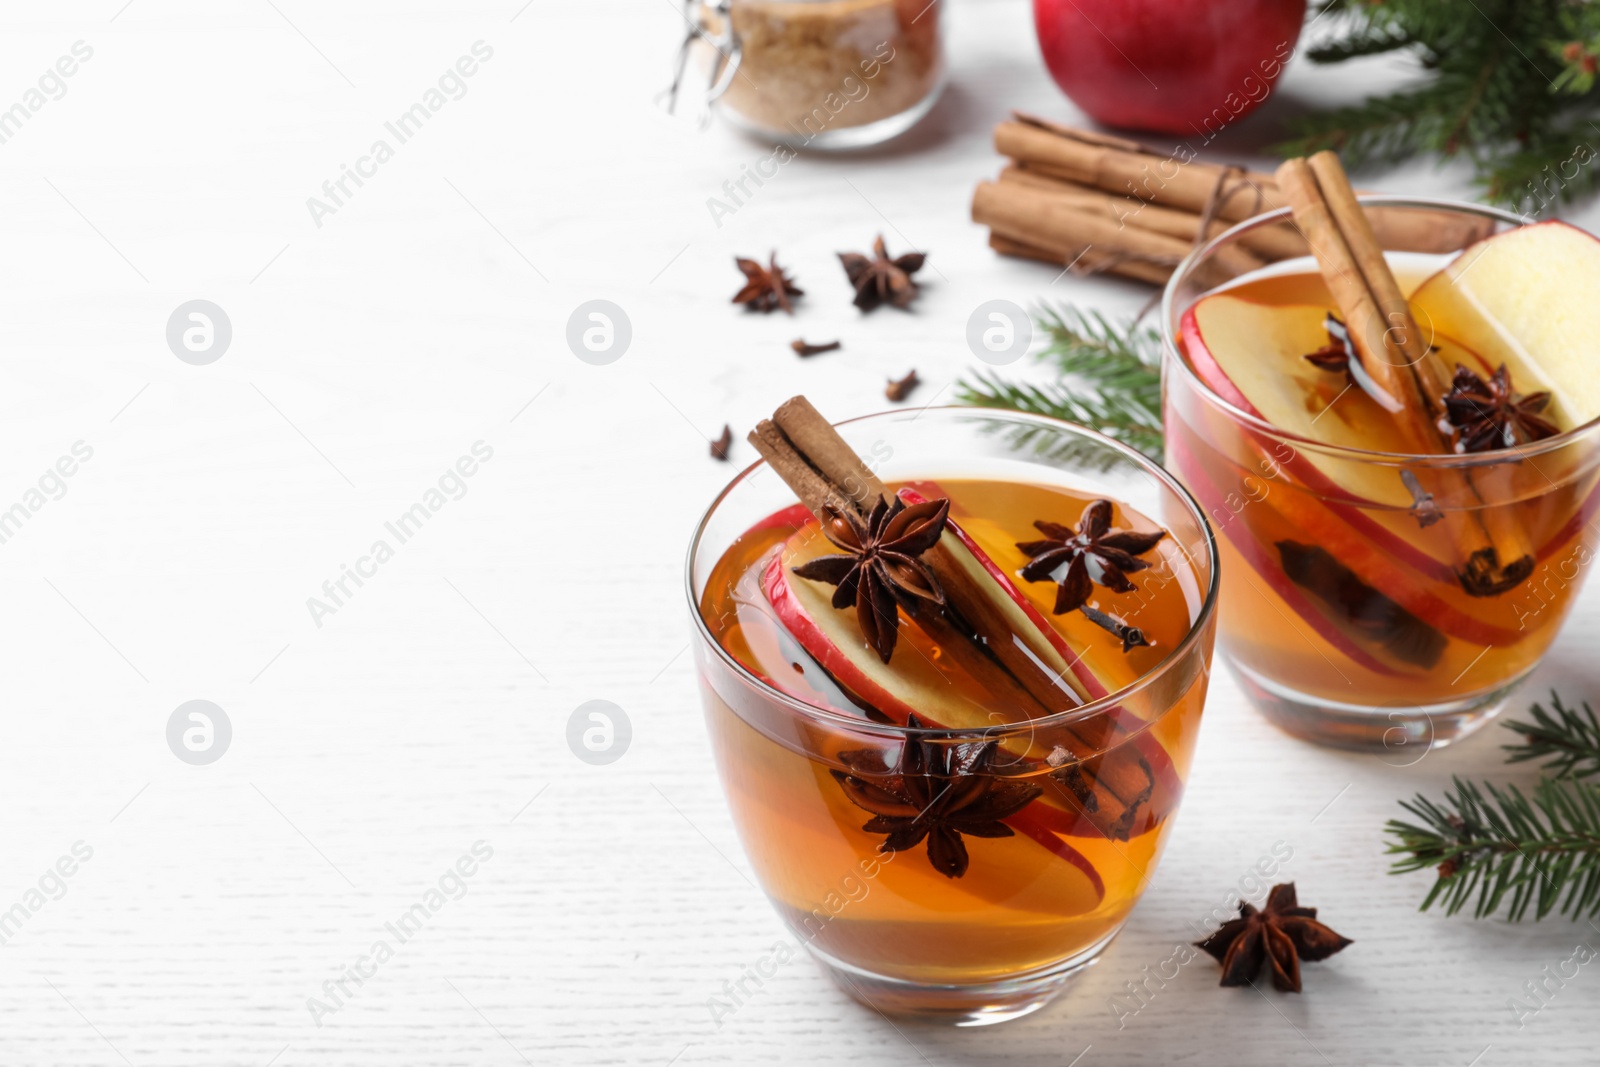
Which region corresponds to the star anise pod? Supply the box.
[1442,363,1559,453]
[1195,883,1352,993]
[790,495,950,663]
[831,714,1042,878]
[732,252,802,313]
[1016,500,1166,615]
[838,235,925,311]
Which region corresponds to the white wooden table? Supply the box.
[2,2,1598,1064]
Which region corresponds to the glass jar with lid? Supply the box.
[664,0,946,149]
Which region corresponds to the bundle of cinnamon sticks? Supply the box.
[971,114,1495,287]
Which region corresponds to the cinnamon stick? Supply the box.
[1305,153,1453,410]
[999,117,1277,223]
[995,115,1495,258]
[998,165,1269,277]
[973,180,1234,291]
[1276,153,1533,596]
[1004,164,1311,264]
[987,232,1174,286]
[748,397,1166,839]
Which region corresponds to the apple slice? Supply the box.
[1410,220,1600,432]
[1166,445,1407,676]
[1180,299,1529,646]
[1181,299,1457,587]
[900,483,1104,700]
[764,538,1005,732]
[763,528,1105,896]
[898,484,1186,839]
[1184,292,1495,468]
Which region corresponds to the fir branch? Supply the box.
[1034,304,1163,374]
[1275,83,1460,168]
[1305,27,1412,64]
[1386,776,1600,921]
[1485,123,1600,211]
[1504,692,1600,780]
[1280,0,1600,210]
[956,304,1164,466]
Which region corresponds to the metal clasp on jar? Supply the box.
[657,0,743,127]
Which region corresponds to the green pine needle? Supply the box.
[955,305,1164,466]
[1503,692,1600,780]
[1280,0,1600,211]
[1388,692,1600,921]
[1386,775,1600,921]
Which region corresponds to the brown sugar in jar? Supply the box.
[693,0,945,148]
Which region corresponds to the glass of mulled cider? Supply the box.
[687,404,1217,1024]
[1163,192,1600,751]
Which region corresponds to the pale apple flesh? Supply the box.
[1406,219,1600,575]
[1409,219,1600,432]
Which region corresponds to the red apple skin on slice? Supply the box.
[745,501,813,535]
[1004,811,1106,896]
[764,535,1105,898]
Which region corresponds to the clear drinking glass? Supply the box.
[686,408,1218,1024]
[1162,197,1600,751]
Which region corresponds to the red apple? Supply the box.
[1033,0,1306,135]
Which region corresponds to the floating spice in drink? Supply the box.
[688,400,1218,1022]
[1163,153,1600,749]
